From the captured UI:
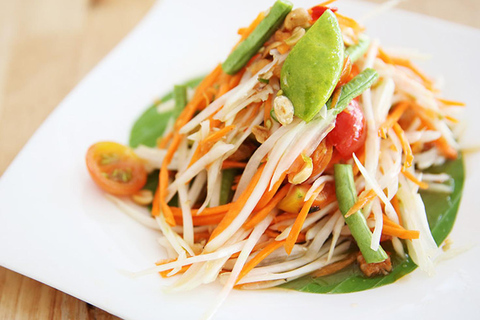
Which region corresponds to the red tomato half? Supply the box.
[327,100,366,159]
[86,142,147,196]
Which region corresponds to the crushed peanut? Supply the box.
[284,8,310,31]
[273,95,294,125]
[132,189,154,206]
[252,125,270,143]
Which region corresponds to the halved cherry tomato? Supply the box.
[86,142,147,196]
[327,100,366,159]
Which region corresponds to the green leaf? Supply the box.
[129,76,204,148]
[281,154,465,293]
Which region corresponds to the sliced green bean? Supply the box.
[328,68,378,115]
[334,164,388,264]
[345,35,370,62]
[222,0,293,75]
[219,169,237,205]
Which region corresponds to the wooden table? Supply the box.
[0,0,478,318]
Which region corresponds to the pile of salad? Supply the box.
[86,0,464,312]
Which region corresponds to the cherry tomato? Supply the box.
[327,100,366,159]
[86,142,147,196]
[309,5,338,23]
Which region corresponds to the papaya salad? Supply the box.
[86,0,465,309]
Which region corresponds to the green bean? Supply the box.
[222,0,293,75]
[334,164,388,264]
[328,68,378,115]
[219,169,237,205]
[345,35,370,62]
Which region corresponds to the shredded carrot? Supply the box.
[271,212,299,224]
[392,122,414,170]
[311,139,334,178]
[382,215,419,240]
[221,161,247,169]
[317,0,337,6]
[238,12,265,43]
[255,172,287,210]
[401,168,429,189]
[378,101,410,138]
[173,212,225,226]
[263,94,273,126]
[285,186,323,254]
[378,48,434,90]
[244,185,290,230]
[169,203,231,216]
[208,164,265,241]
[345,189,376,218]
[158,133,182,225]
[236,240,286,284]
[335,12,364,33]
[444,115,459,123]
[412,104,458,159]
[157,65,224,226]
[157,131,174,149]
[156,259,191,278]
[188,125,236,166]
[437,98,466,107]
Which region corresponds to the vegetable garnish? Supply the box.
[85,0,465,317]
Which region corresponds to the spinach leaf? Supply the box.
[281,154,464,293]
[129,76,204,148]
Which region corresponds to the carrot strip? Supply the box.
[158,133,182,225]
[345,189,376,218]
[156,259,191,278]
[285,187,322,254]
[244,185,290,230]
[390,195,402,226]
[335,12,364,32]
[237,12,265,44]
[255,172,287,210]
[169,203,231,216]
[411,104,458,159]
[392,122,414,170]
[221,161,247,169]
[157,65,224,226]
[208,164,265,241]
[188,125,236,166]
[317,0,337,6]
[401,168,429,189]
[444,115,459,123]
[271,212,299,225]
[236,240,286,284]
[263,94,273,126]
[382,225,419,240]
[378,101,410,138]
[157,131,174,149]
[437,98,466,107]
[173,213,224,226]
[381,214,419,239]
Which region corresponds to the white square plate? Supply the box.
[1,0,479,319]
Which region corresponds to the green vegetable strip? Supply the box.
[328,68,378,115]
[222,0,293,75]
[334,164,388,264]
[345,35,370,62]
[173,84,188,119]
[219,169,237,205]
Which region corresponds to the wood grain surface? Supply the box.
[0,0,478,319]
